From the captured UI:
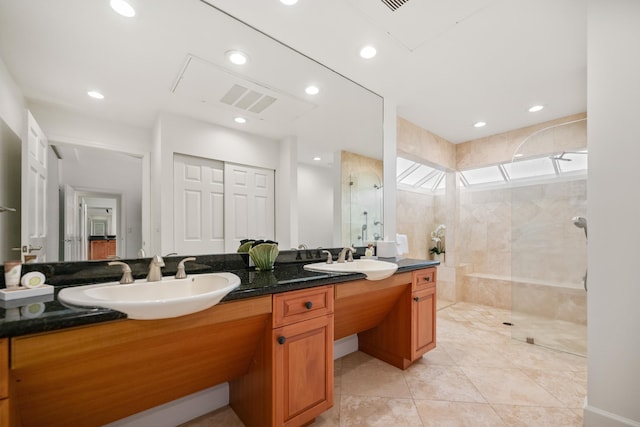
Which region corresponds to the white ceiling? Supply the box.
[0,0,586,154]
[205,0,586,143]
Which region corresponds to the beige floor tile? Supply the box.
[500,340,585,372]
[440,341,516,369]
[520,368,587,408]
[491,404,583,427]
[340,353,412,399]
[414,400,506,427]
[418,345,457,366]
[461,366,563,407]
[177,406,244,427]
[339,395,423,426]
[404,362,486,403]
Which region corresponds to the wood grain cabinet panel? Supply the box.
[273,314,333,427]
[0,339,8,427]
[352,268,437,370]
[10,296,272,427]
[89,239,116,260]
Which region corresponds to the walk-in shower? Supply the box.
[510,119,588,356]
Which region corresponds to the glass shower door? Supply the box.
[510,121,588,356]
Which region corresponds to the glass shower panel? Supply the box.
[510,120,588,356]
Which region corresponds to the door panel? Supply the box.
[174,154,225,255]
[21,111,48,262]
[224,163,275,252]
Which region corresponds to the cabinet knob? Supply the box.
[414,297,420,302]
[277,336,286,345]
[305,301,313,309]
[424,276,430,282]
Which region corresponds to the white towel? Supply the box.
[396,234,409,255]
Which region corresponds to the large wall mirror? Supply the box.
[0,0,383,263]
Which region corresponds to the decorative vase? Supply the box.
[248,243,279,271]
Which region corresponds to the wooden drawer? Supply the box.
[412,268,436,291]
[273,286,334,328]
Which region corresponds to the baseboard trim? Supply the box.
[584,402,640,427]
[105,383,229,427]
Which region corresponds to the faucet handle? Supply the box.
[321,250,333,264]
[175,257,196,279]
[152,254,165,267]
[347,247,356,262]
[108,261,134,284]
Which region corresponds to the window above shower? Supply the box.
[396,157,446,193]
[460,150,588,188]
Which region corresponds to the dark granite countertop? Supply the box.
[0,252,438,338]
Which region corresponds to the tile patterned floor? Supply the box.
[181,302,587,427]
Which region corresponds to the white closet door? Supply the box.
[21,111,48,262]
[224,163,275,253]
[173,154,225,255]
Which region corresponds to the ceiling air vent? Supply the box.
[381,0,410,12]
[220,84,278,114]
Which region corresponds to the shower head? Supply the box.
[550,152,572,161]
[572,216,588,239]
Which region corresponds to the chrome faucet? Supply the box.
[321,250,333,264]
[337,247,356,263]
[146,255,165,282]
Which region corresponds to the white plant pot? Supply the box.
[431,253,445,263]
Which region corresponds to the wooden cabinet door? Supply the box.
[412,286,436,359]
[273,315,333,427]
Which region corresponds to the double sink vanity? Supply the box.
[0,250,438,427]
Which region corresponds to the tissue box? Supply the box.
[376,241,396,258]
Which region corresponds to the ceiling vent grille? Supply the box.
[220,84,278,114]
[381,0,410,12]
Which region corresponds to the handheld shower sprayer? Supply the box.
[572,216,588,291]
[572,216,587,239]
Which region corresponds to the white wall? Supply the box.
[585,1,640,426]
[28,101,150,156]
[298,163,333,248]
[0,56,25,136]
[0,120,21,262]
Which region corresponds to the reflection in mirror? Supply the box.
[0,0,383,263]
[55,145,142,262]
[347,171,383,246]
[0,119,21,262]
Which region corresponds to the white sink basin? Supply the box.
[303,259,398,281]
[58,272,241,320]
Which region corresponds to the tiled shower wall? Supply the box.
[396,113,588,319]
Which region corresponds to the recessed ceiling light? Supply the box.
[280,0,298,5]
[360,45,377,59]
[110,0,136,18]
[514,153,524,158]
[305,85,319,95]
[234,117,247,124]
[473,121,486,128]
[528,105,544,112]
[87,91,104,99]
[226,50,249,65]
[313,156,321,161]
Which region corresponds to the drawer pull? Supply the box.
[414,297,420,302]
[305,301,313,310]
[424,277,431,282]
[277,336,286,345]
